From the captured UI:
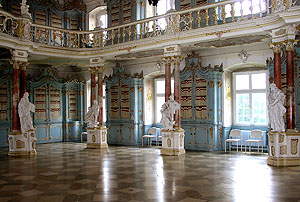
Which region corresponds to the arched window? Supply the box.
[89,6,107,30]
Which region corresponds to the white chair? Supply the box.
[142,127,158,147]
[81,132,88,142]
[245,129,263,152]
[225,129,242,152]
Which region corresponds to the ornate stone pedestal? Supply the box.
[268,130,300,166]
[161,128,185,156]
[87,127,108,149]
[8,130,37,156]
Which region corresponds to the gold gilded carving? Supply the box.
[138,87,143,92]
[92,135,96,143]
[291,139,299,155]
[180,134,183,147]
[102,131,106,142]
[166,47,175,51]
[209,81,214,88]
[218,82,222,88]
[32,142,35,149]
[209,127,213,139]
[269,43,282,54]
[275,28,287,36]
[280,145,287,155]
[16,140,25,149]
[279,134,285,143]
[167,138,171,147]
[269,134,274,143]
[271,146,275,156]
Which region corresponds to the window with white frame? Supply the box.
[233,71,268,125]
[155,78,174,123]
[89,6,107,30]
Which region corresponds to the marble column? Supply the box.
[271,43,282,89]
[20,62,28,98]
[162,57,172,102]
[12,61,20,132]
[90,67,97,106]
[174,56,183,128]
[98,66,104,127]
[285,40,297,129]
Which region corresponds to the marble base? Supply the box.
[268,130,300,166]
[161,128,185,156]
[8,130,37,156]
[87,127,108,149]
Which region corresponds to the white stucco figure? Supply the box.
[268,83,286,132]
[21,0,32,19]
[18,92,35,133]
[160,95,180,130]
[85,100,99,128]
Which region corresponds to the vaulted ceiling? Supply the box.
[83,0,106,13]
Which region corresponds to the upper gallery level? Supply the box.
[0,0,299,63]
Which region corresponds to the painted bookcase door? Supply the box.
[105,64,143,146]
[30,68,64,143]
[65,81,85,142]
[0,70,12,147]
[180,52,222,151]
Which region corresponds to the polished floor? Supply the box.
[0,143,299,202]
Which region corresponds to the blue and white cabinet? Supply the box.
[28,67,85,143]
[0,68,12,147]
[105,64,143,146]
[180,52,223,151]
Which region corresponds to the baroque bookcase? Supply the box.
[104,64,143,146]
[180,52,223,151]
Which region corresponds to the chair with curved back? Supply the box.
[245,129,263,152]
[142,127,158,147]
[225,129,242,152]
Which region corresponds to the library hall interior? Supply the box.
[0,0,300,201]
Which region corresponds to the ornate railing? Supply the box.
[0,0,298,49]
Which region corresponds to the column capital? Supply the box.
[161,56,173,65]
[173,55,184,65]
[269,42,283,54]
[284,39,298,51]
[98,66,105,74]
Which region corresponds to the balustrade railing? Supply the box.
[0,0,298,49]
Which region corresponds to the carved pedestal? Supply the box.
[161,128,185,156]
[87,127,108,149]
[268,130,300,166]
[8,130,37,156]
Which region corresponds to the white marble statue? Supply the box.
[85,100,99,128]
[21,0,32,19]
[160,95,180,130]
[268,83,286,132]
[18,92,35,133]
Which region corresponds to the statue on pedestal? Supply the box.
[18,92,35,133]
[268,83,286,132]
[85,100,99,128]
[160,95,180,130]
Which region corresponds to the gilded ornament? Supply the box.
[92,135,96,143]
[279,134,285,143]
[291,139,298,155]
[167,138,172,147]
[280,145,287,155]
[271,146,275,156]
